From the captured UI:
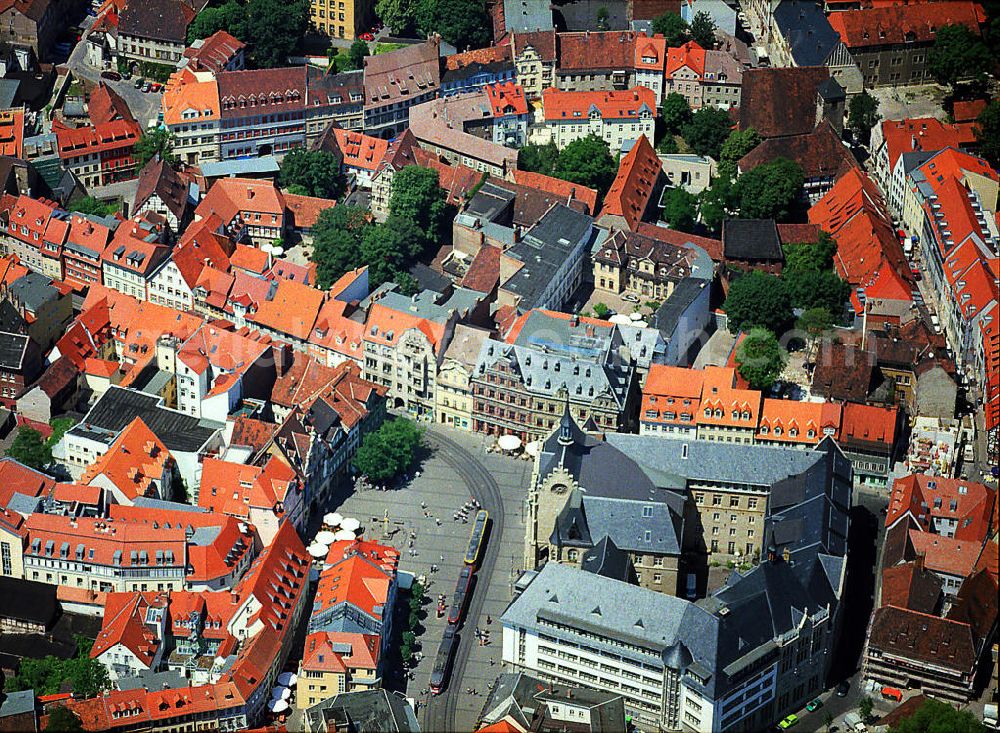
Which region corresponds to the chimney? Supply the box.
[273,342,292,377]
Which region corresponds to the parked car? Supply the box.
[100,70,121,81]
[778,714,799,730]
[836,681,850,697]
[150,82,162,92]
[359,31,374,40]
[134,77,145,89]
[806,699,823,712]
[142,82,152,92]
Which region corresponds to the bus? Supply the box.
[464,510,489,566]
[429,627,457,695]
[447,565,474,626]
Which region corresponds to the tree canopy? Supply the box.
[7,427,52,471]
[415,0,491,50]
[133,129,176,168]
[279,149,344,199]
[724,270,792,334]
[974,101,1000,167]
[847,91,881,145]
[682,107,733,159]
[6,636,109,699]
[552,134,618,196]
[661,187,698,233]
[698,174,736,234]
[689,10,717,48]
[311,205,371,289]
[652,11,689,46]
[187,0,309,67]
[889,698,986,733]
[784,269,851,314]
[719,128,761,168]
[362,215,426,288]
[927,23,992,87]
[517,142,560,176]
[782,232,837,272]
[47,706,84,732]
[347,39,370,70]
[735,328,787,390]
[389,165,448,245]
[353,418,424,483]
[377,0,416,35]
[661,92,692,135]
[68,196,118,218]
[734,158,804,220]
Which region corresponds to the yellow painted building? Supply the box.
[310,0,373,40]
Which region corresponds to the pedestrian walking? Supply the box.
[436,518,442,526]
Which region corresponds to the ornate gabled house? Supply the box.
[526,407,685,594]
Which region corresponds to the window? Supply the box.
[642,506,653,518]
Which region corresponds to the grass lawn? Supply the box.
[46,417,77,448]
[375,42,407,54]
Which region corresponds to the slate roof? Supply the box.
[0,332,28,370]
[69,386,222,453]
[772,0,842,66]
[580,536,636,583]
[722,218,784,261]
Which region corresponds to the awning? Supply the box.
[498,435,522,451]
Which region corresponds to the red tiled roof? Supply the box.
[880,117,977,169]
[738,67,832,139]
[558,30,636,71]
[543,86,657,122]
[600,134,662,230]
[757,398,842,444]
[511,170,598,214]
[461,244,502,293]
[198,454,298,520]
[0,107,24,158]
[511,30,556,60]
[445,45,511,70]
[739,121,859,180]
[248,278,324,341]
[331,127,390,173]
[300,631,380,673]
[55,119,141,159]
[887,474,995,541]
[81,417,174,502]
[828,1,983,48]
[839,402,898,446]
[88,83,135,126]
[182,29,245,73]
[283,192,335,230]
[313,538,400,622]
[665,40,705,77]
[485,81,528,116]
[91,592,167,665]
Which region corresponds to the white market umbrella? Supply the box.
[323,512,343,527]
[268,698,289,714]
[525,441,541,457]
[271,686,290,701]
[498,434,522,452]
[277,672,297,687]
[340,517,361,533]
[315,530,337,545]
[334,529,357,541]
[629,311,643,321]
[307,542,328,558]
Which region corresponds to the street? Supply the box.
[322,424,531,732]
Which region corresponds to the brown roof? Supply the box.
[229,415,276,454]
[738,121,859,180]
[557,31,636,72]
[869,604,979,674]
[88,83,135,126]
[636,222,724,261]
[738,66,831,138]
[946,568,999,642]
[133,158,189,223]
[600,134,662,230]
[31,355,78,399]
[881,560,941,614]
[512,30,557,60]
[363,39,441,109]
[461,245,501,293]
[446,45,511,70]
[810,340,877,402]
[119,0,196,43]
[776,223,821,245]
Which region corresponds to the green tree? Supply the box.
[596,5,610,30]
[661,92,692,135]
[782,231,837,271]
[734,157,803,220]
[361,215,425,287]
[797,307,833,339]
[719,128,761,167]
[661,186,698,232]
[310,205,371,288]
[734,328,787,391]
[389,165,448,244]
[347,38,370,70]
[68,196,117,217]
[415,0,491,50]
[785,269,850,314]
[858,696,874,723]
[698,173,736,234]
[723,270,792,334]
[133,129,177,168]
[353,417,424,482]
[681,107,732,159]
[974,100,1000,167]
[593,302,611,318]
[239,0,310,68]
[652,11,688,46]
[689,10,716,48]
[657,134,679,154]
[7,427,52,471]
[553,134,617,196]
[47,706,84,732]
[188,1,243,43]
[847,91,881,145]
[6,637,108,698]
[279,149,344,199]
[927,23,992,87]
[376,0,416,35]
[890,697,985,733]
[517,142,559,175]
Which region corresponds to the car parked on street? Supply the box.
[134,77,145,89]
[806,699,823,712]
[100,70,121,81]
[778,714,799,729]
